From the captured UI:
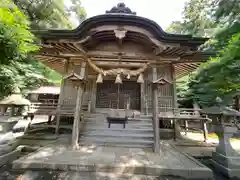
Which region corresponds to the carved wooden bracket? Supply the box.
[114,29,127,39]
[153,77,172,85]
[64,72,86,87]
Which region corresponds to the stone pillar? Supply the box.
[211,123,240,178]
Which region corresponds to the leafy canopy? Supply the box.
[0,0,51,97]
[166,0,240,108]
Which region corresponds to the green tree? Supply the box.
[12,0,86,29]
[187,33,240,107]
[166,0,215,37]
[0,0,52,97]
[167,0,240,109]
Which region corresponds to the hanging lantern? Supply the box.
[137,73,144,83]
[127,74,131,79]
[115,74,122,84]
[96,73,103,83]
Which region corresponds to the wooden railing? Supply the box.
[157,107,212,142]
[38,99,59,104]
[29,103,75,115]
[29,100,92,116]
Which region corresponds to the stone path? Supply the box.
[12,142,213,179]
[0,166,179,180]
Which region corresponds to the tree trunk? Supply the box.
[234,96,240,111]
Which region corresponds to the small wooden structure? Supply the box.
[34,3,214,151]
[28,86,60,104]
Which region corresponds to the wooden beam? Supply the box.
[60,43,76,53]
[45,36,91,44]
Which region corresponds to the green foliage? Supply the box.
[166,0,215,37]
[0,2,39,64]
[166,21,187,34]
[68,0,87,25]
[0,0,54,98]
[212,0,240,24]
[13,0,86,29]
[186,33,240,107]
[167,0,240,108]
[0,0,86,98]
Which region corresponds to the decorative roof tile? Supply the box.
[106,3,136,15]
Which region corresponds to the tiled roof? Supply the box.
[29,86,60,95]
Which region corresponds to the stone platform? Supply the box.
[12,142,213,179]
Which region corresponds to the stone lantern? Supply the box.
[202,98,240,178]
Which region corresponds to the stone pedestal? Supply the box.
[211,125,240,178]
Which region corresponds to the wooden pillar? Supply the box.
[55,60,69,134]
[72,83,84,149]
[202,119,208,142]
[171,65,178,110]
[184,120,188,135]
[152,67,160,153]
[72,61,86,149]
[140,82,145,113]
[171,64,181,139]
[91,80,97,113]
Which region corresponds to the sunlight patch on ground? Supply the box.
[181,132,240,150]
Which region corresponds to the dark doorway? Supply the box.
[96,80,141,110]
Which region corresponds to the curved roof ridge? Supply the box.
[36,3,208,46]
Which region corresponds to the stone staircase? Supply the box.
[79,112,154,148]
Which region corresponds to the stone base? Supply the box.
[12,143,214,180]
[0,147,22,166]
[211,159,240,178]
[211,151,240,178]
[212,151,240,169]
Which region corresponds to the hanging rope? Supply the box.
[87,58,150,77]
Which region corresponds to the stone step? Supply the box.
[79,142,152,148]
[83,124,153,130]
[84,121,153,127]
[79,136,153,144]
[83,127,154,132]
[85,117,153,122]
[79,138,153,148]
[81,131,154,138]
[88,172,160,180]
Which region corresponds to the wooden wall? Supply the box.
[60,63,94,110]
[59,64,175,114]
[144,64,174,114]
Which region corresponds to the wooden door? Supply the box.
[96,80,140,110]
